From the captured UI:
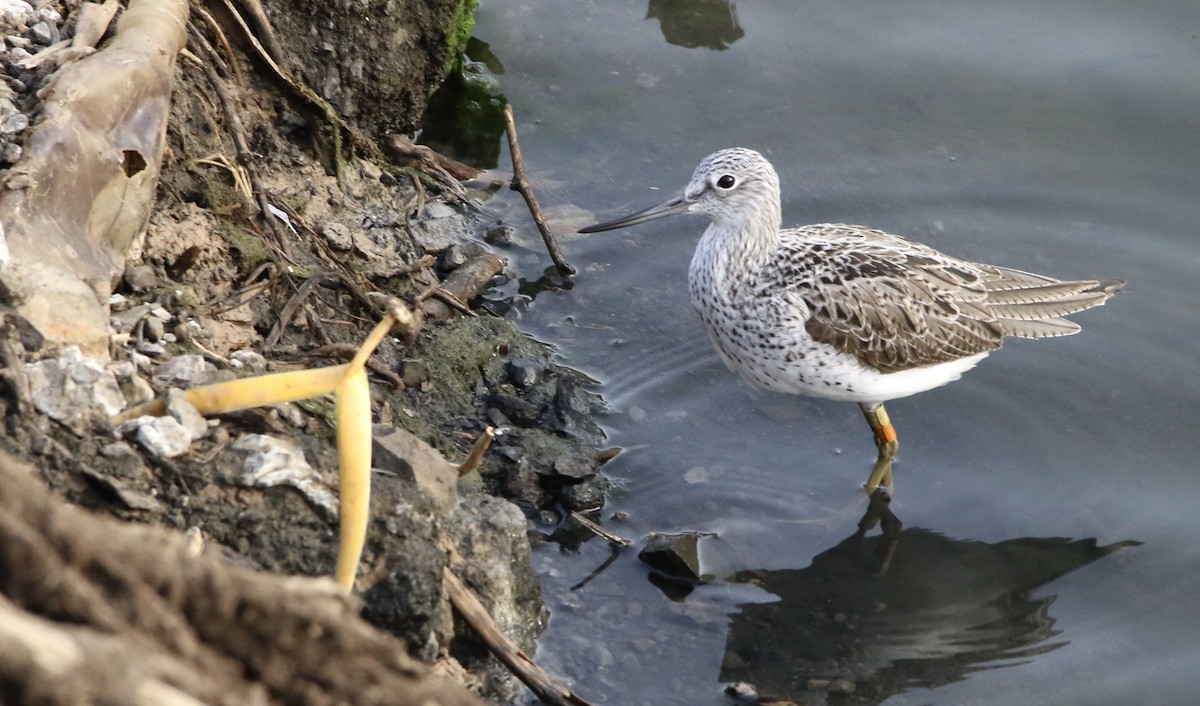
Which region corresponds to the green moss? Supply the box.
[218,220,272,272]
[441,0,478,77]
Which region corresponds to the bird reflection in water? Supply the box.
[712,511,1138,704]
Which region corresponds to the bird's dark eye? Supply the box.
[716,174,736,189]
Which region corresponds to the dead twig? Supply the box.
[304,343,405,389]
[568,510,633,548]
[444,568,595,706]
[263,272,330,351]
[502,104,575,276]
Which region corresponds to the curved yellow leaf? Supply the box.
[333,367,372,593]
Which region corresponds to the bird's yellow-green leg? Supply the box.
[859,402,898,493]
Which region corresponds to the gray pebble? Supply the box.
[484,224,515,246]
[507,357,543,389]
[438,243,468,271]
[28,20,53,45]
[1,112,27,134]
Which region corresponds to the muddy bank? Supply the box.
[0,0,606,702]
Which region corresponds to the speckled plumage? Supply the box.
[581,148,1121,490]
[586,148,1120,406]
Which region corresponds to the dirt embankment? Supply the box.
[0,0,605,703]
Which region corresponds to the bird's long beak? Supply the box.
[578,193,690,233]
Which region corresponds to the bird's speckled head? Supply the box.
[683,148,781,227]
[578,147,783,236]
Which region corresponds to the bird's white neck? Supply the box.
[692,197,783,289]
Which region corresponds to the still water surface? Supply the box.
[447,1,1199,703]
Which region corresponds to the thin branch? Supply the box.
[443,568,594,706]
[502,104,575,276]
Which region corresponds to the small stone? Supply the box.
[152,354,217,388]
[484,224,514,246]
[638,531,709,581]
[0,142,20,162]
[141,316,165,343]
[230,434,338,519]
[506,357,543,389]
[321,222,353,250]
[25,346,126,430]
[132,415,192,458]
[438,244,468,271]
[0,112,27,134]
[487,392,540,427]
[165,388,208,440]
[562,478,605,512]
[724,682,758,704]
[371,424,458,511]
[27,20,52,45]
[136,341,167,357]
[229,349,267,371]
[122,264,157,292]
[6,35,30,49]
[552,453,595,481]
[398,359,429,386]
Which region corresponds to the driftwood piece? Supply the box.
[444,568,594,706]
[0,452,485,706]
[419,253,506,321]
[0,0,190,355]
[502,104,576,276]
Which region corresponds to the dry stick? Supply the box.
[443,568,595,706]
[263,272,330,351]
[568,510,633,548]
[502,104,575,276]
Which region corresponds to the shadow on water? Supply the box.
[704,502,1141,705]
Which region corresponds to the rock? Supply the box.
[562,478,604,512]
[228,348,267,371]
[122,264,157,292]
[0,112,24,134]
[321,222,353,250]
[484,224,514,246]
[109,360,155,407]
[152,354,217,389]
[506,357,542,389]
[638,531,712,582]
[442,493,544,653]
[397,359,429,386]
[724,681,759,704]
[229,434,338,519]
[486,392,540,427]
[371,424,458,511]
[166,388,209,440]
[438,243,468,271]
[551,453,595,482]
[26,19,51,44]
[130,415,192,459]
[410,206,472,251]
[0,1,32,35]
[25,346,126,431]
